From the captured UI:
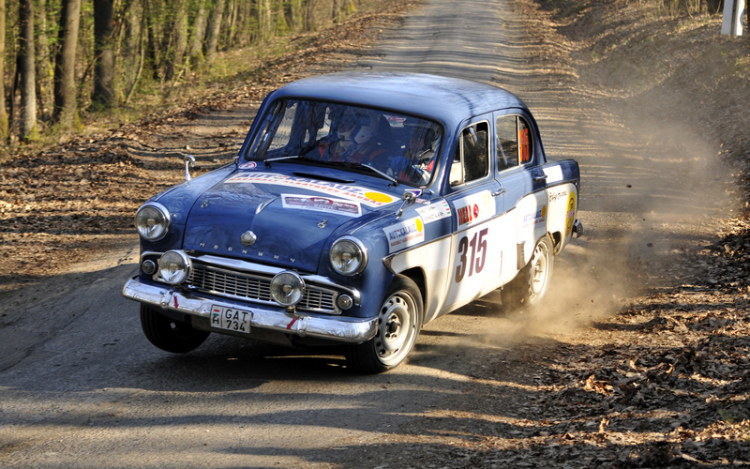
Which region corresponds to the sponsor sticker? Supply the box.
[523,205,547,228]
[454,191,495,228]
[565,192,576,236]
[281,194,362,218]
[416,200,452,224]
[224,172,397,207]
[548,188,568,203]
[239,161,258,169]
[383,217,425,253]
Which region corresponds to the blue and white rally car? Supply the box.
[123,72,582,373]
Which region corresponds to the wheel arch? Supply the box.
[397,267,427,314]
[549,230,562,254]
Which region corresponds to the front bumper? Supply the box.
[122,277,378,344]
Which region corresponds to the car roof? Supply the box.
[269,72,529,128]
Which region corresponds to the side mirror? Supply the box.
[395,190,418,219]
[184,154,195,181]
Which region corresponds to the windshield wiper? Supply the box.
[327,161,398,186]
[263,155,300,167]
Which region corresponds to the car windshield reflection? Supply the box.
[246,100,442,186]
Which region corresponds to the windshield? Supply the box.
[245,99,443,186]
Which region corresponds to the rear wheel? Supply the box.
[345,275,423,374]
[140,304,210,353]
[502,235,554,310]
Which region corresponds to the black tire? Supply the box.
[501,235,554,310]
[345,275,423,374]
[140,304,210,353]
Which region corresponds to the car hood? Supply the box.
[183,171,402,272]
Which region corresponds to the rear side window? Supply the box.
[496,115,533,171]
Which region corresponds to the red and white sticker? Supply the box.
[281,194,362,218]
[453,191,495,228]
[239,161,258,169]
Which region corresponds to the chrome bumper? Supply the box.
[122,277,378,344]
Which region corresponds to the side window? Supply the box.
[496,115,533,171]
[450,122,489,186]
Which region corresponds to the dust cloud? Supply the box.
[361,0,735,345]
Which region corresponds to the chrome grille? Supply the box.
[188,263,338,314]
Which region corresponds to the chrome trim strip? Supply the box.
[122,278,377,344]
[141,251,164,262]
[195,254,284,276]
[299,274,361,305]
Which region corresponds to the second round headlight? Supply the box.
[330,236,367,276]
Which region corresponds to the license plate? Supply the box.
[210,306,252,333]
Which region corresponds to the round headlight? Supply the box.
[135,203,170,241]
[270,271,305,306]
[330,236,367,276]
[157,250,192,285]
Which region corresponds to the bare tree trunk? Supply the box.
[0,0,7,138]
[189,1,208,67]
[19,0,37,140]
[93,0,116,108]
[172,5,189,78]
[205,0,226,64]
[226,0,238,46]
[259,0,272,40]
[304,0,316,32]
[35,0,53,122]
[332,0,343,22]
[54,0,81,128]
[125,12,146,104]
[144,0,162,80]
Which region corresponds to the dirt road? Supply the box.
[0,0,739,467]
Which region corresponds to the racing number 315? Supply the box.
[455,228,489,283]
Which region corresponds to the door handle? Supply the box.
[533,174,548,183]
[491,188,506,197]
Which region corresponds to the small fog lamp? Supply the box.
[157,250,192,285]
[270,271,305,307]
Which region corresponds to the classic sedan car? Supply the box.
[122,72,582,373]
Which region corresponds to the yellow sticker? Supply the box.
[565,192,576,237]
[365,192,394,204]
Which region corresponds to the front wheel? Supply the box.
[502,235,554,310]
[140,304,210,353]
[345,275,423,374]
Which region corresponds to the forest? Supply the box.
[0,0,366,157]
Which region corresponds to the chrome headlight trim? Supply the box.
[330,236,368,276]
[135,202,171,241]
[157,250,192,286]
